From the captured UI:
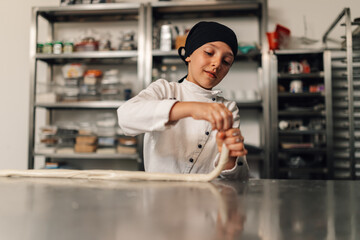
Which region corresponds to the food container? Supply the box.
[43,42,53,54]
[62,63,85,78]
[117,145,136,154]
[63,42,74,53]
[98,137,116,147]
[53,41,63,54]
[75,144,97,153]
[75,37,99,52]
[84,70,102,85]
[76,135,97,145]
[37,43,43,53]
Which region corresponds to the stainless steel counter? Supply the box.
[0,178,359,240]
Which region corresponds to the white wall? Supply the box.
[0,0,359,170]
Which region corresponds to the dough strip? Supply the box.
[0,144,229,182]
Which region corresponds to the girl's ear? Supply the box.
[185,57,191,63]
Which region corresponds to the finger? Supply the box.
[226,128,240,137]
[225,142,246,151]
[212,111,224,130]
[229,149,248,157]
[220,110,233,130]
[224,136,242,145]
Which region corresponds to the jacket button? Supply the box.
[198,144,202,149]
[212,98,216,101]
[189,158,194,163]
[205,131,209,135]
[237,161,243,166]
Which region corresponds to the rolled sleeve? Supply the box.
[213,154,249,180]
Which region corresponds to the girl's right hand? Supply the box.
[190,102,233,131]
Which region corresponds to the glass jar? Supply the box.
[63,42,74,53]
[43,42,53,54]
[36,43,43,53]
[53,41,63,54]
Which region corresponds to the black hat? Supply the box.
[178,21,238,65]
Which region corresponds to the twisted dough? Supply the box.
[0,144,229,182]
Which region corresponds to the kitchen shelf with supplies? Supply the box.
[29,3,146,170]
[323,8,360,179]
[145,0,270,177]
[270,49,332,179]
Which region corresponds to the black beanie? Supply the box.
[178,21,238,65]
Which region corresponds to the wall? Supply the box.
[0,0,359,170]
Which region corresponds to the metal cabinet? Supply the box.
[29,3,146,169]
[270,50,332,179]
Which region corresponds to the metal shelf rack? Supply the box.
[270,49,332,179]
[29,3,146,169]
[323,8,360,179]
[144,0,270,177]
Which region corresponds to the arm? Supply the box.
[117,79,178,136]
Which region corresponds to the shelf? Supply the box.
[279,148,327,153]
[278,92,324,97]
[152,49,261,61]
[274,49,325,55]
[236,100,262,109]
[35,101,125,109]
[277,72,324,79]
[279,167,328,174]
[151,1,262,17]
[35,151,139,160]
[36,51,138,64]
[279,130,326,135]
[36,3,141,23]
[278,110,325,117]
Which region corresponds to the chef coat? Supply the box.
[117,79,249,180]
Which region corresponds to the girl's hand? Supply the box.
[190,102,234,131]
[216,128,247,170]
[169,102,233,131]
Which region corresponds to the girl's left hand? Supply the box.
[216,129,247,169]
[216,128,247,157]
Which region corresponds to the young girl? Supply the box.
[117,21,249,179]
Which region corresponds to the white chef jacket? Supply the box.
[117,79,249,180]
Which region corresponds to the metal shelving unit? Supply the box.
[29,3,146,169]
[145,0,270,177]
[270,50,332,179]
[323,8,360,179]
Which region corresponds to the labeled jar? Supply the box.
[43,42,53,54]
[63,42,74,53]
[53,41,63,54]
[36,43,43,53]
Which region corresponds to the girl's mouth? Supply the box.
[205,71,217,79]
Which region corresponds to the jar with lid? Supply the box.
[63,42,74,53]
[43,42,53,54]
[53,41,63,54]
[36,43,43,53]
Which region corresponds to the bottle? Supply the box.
[160,24,172,51]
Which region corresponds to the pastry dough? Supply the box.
[0,145,229,182]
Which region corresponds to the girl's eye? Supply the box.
[223,60,231,65]
[204,51,213,56]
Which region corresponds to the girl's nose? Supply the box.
[211,57,221,69]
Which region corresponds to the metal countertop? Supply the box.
[0,178,359,240]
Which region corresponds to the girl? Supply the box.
[118,21,249,179]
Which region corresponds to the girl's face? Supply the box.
[185,41,234,90]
